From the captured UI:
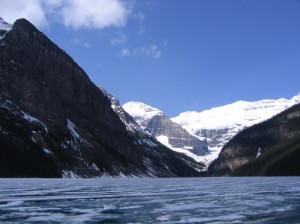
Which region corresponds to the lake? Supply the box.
[0,177,299,223]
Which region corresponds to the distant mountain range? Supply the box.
[124,96,300,168]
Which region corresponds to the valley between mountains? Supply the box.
[1,17,300,177]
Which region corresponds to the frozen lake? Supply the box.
[0,177,300,223]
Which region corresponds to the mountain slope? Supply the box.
[123,102,209,164]
[207,102,300,176]
[100,88,206,173]
[0,17,12,40]
[0,18,203,177]
[172,96,300,165]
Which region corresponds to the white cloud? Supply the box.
[58,0,131,29]
[0,0,47,27]
[118,45,161,59]
[0,0,132,29]
[111,34,127,46]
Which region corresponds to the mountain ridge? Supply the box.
[0,18,203,177]
[171,95,300,164]
[123,102,209,166]
[124,95,300,167]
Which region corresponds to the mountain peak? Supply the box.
[0,17,12,30]
[123,102,164,122]
[12,18,40,34]
[0,17,12,40]
[123,101,209,165]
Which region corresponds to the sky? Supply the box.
[1,0,300,117]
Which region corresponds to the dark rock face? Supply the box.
[123,102,209,157]
[0,18,203,177]
[208,103,300,176]
[194,128,232,149]
[147,114,208,156]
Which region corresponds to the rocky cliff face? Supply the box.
[0,18,203,177]
[123,102,208,160]
[208,103,300,176]
[147,114,208,156]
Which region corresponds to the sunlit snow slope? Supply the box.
[172,95,300,165]
[0,17,12,40]
[124,96,300,168]
[123,102,209,166]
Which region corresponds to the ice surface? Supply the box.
[0,177,299,223]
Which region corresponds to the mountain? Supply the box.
[207,102,300,176]
[99,88,164,145]
[123,102,209,165]
[0,18,204,177]
[172,96,300,165]
[0,17,12,40]
[100,90,206,172]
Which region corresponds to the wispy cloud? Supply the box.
[134,12,145,23]
[71,37,91,48]
[133,12,145,35]
[118,45,161,59]
[118,48,131,57]
[0,0,132,29]
[111,34,127,46]
[83,43,91,48]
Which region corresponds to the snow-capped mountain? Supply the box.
[99,88,157,143]
[0,17,12,40]
[123,102,209,164]
[172,95,300,165]
[123,96,300,168]
[122,102,164,129]
[100,89,206,173]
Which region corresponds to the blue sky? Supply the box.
[1,0,300,117]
